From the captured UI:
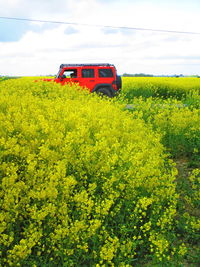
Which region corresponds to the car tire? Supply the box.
[96,87,113,97]
[116,75,122,89]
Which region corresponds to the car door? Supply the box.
[60,68,79,85]
[78,67,96,92]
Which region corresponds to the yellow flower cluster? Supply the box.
[183,169,200,233]
[0,78,184,266]
[123,94,200,159]
[122,76,200,100]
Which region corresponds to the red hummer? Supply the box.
[55,63,122,97]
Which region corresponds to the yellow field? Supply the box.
[0,77,199,266]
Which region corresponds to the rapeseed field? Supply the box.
[0,77,199,266]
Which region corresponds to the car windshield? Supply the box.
[56,69,62,78]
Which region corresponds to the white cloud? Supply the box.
[0,0,200,75]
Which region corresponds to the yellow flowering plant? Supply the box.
[0,77,196,266]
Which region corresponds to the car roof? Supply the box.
[60,63,115,68]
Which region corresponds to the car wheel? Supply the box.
[96,87,112,97]
[116,75,122,89]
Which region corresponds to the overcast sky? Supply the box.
[0,0,200,76]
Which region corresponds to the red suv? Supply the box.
[55,63,122,97]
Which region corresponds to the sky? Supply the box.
[0,0,200,76]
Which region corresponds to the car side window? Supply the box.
[82,69,95,78]
[98,69,113,77]
[63,69,77,78]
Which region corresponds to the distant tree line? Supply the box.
[122,73,154,77]
[122,73,200,78]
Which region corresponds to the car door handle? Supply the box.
[89,80,95,82]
